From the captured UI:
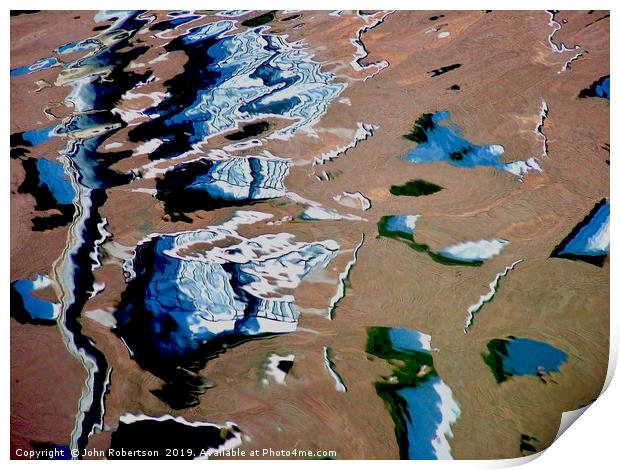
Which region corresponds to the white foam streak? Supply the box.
[333,192,371,211]
[350,11,395,80]
[313,122,377,165]
[264,353,295,385]
[431,379,461,460]
[323,347,347,392]
[327,234,365,319]
[119,413,242,460]
[464,259,523,332]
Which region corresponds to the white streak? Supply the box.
[545,10,582,74]
[323,346,347,392]
[119,413,242,460]
[559,51,583,74]
[327,234,365,320]
[263,353,295,385]
[431,379,461,459]
[313,122,377,166]
[300,206,364,221]
[350,11,395,80]
[333,191,371,211]
[546,10,579,54]
[440,238,508,263]
[464,259,523,332]
[536,100,549,158]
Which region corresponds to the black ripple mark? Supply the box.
[109,418,241,459]
[428,63,462,77]
[241,11,276,28]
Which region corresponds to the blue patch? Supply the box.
[21,125,57,147]
[502,338,568,377]
[115,229,336,358]
[11,276,58,322]
[149,19,345,155]
[367,327,459,459]
[56,39,98,55]
[484,337,568,383]
[559,201,609,257]
[384,215,419,235]
[397,376,449,459]
[185,157,289,201]
[10,57,60,77]
[36,158,77,205]
[404,112,532,175]
[389,327,430,354]
[595,76,610,99]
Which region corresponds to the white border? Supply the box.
[2,2,616,467]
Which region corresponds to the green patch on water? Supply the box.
[482,338,512,383]
[366,327,437,459]
[241,11,276,27]
[389,179,442,197]
[377,216,482,266]
[367,327,437,386]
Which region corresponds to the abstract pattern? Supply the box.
[10,10,609,461]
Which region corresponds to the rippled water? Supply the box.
[10,10,609,460]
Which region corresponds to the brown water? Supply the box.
[10,10,609,460]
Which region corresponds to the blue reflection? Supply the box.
[595,76,610,99]
[116,225,338,358]
[10,57,60,77]
[403,112,539,176]
[366,326,460,459]
[559,201,609,257]
[11,275,58,322]
[36,158,76,205]
[483,337,568,383]
[21,125,57,147]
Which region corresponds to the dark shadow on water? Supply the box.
[389,179,442,197]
